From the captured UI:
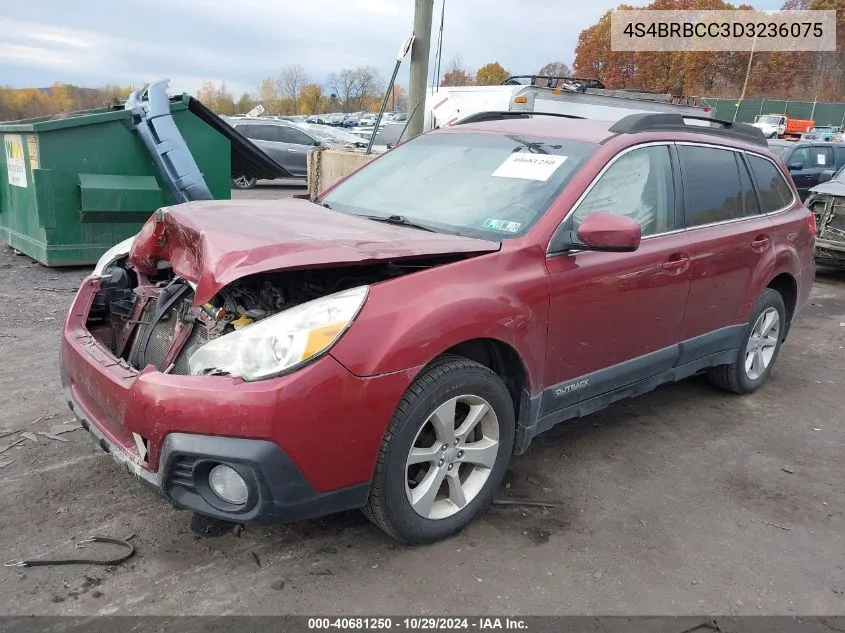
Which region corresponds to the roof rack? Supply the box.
[503,75,605,90]
[609,113,767,147]
[454,111,585,126]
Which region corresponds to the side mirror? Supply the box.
[549,212,642,254]
[818,170,835,184]
[789,162,804,171]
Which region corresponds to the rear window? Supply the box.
[747,155,794,212]
[679,146,743,227]
[322,131,597,239]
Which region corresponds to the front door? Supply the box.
[543,144,692,416]
[788,144,834,199]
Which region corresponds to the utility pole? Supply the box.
[407,0,434,140]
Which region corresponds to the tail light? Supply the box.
[807,211,817,236]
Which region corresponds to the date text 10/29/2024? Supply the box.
[307,618,529,631]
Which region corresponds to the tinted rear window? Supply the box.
[679,146,743,227]
[747,155,794,212]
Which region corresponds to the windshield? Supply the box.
[321,131,597,239]
[757,115,782,125]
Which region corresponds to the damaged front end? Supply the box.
[807,189,845,269]
[84,199,499,380]
[87,257,457,380]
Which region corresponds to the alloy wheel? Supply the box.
[744,307,780,381]
[405,394,500,520]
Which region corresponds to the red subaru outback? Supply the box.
[61,112,816,543]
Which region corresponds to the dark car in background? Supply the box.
[225,118,365,188]
[768,139,845,200]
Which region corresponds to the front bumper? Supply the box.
[61,276,420,523]
[815,236,845,268]
[68,397,369,524]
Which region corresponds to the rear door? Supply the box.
[275,126,318,178]
[676,143,775,358]
[236,123,290,167]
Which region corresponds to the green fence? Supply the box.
[701,98,845,127]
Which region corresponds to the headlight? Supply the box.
[188,285,369,381]
[92,236,135,276]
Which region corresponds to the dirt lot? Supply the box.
[0,186,844,616]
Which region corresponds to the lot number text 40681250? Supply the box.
[307,617,529,631]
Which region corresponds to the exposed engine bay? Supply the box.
[87,256,463,376]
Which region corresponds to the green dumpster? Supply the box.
[0,93,231,266]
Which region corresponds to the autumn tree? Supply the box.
[441,54,474,87]
[388,84,407,111]
[572,0,845,100]
[298,83,325,114]
[475,62,509,86]
[257,77,282,114]
[279,64,308,114]
[236,92,255,114]
[538,61,573,78]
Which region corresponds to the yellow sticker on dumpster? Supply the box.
[26,135,39,173]
[3,135,27,188]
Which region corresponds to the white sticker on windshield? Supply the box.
[492,153,567,181]
[817,153,827,165]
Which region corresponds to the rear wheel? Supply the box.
[232,175,257,189]
[707,288,786,394]
[364,356,515,543]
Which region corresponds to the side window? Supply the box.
[737,154,761,216]
[790,146,810,169]
[835,146,845,167]
[572,145,675,237]
[248,125,284,142]
[678,145,743,227]
[279,127,317,146]
[748,155,794,212]
[809,146,833,168]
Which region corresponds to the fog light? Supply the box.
[208,464,249,505]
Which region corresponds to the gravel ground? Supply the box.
[0,186,843,616]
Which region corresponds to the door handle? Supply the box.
[751,236,770,250]
[287,148,298,153]
[662,254,690,273]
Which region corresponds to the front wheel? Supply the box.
[707,288,786,394]
[232,175,257,189]
[364,356,515,543]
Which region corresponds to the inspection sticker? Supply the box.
[483,218,522,233]
[492,153,567,181]
[4,134,27,188]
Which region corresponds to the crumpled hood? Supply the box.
[809,180,845,198]
[129,199,500,305]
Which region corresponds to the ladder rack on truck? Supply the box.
[424,78,712,132]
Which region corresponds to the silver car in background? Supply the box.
[225,118,366,188]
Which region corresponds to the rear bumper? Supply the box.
[60,276,420,524]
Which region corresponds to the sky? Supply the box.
[0,0,785,97]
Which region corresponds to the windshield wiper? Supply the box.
[365,215,436,232]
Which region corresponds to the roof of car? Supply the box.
[445,116,616,144]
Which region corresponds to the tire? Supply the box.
[769,132,778,139]
[707,288,786,394]
[363,355,515,543]
[232,175,257,190]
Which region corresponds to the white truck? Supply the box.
[423,78,713,132]
[369,77,714,147]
